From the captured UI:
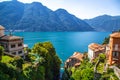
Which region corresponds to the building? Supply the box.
[0,25,25,58]
[107,32,120,65]
[65,52,84,68]
[88,43,105,60]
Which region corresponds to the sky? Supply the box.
[0,0,120,19]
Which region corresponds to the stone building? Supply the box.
[0,25,25,58]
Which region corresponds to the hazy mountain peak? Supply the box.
[84,15,120,31]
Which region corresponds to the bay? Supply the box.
[13,32,110,64]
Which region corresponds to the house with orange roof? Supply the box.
[65,52,84,68]
[106,32,120,65]
[88,43,105,60]
[0,25,26,58]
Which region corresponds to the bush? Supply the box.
[0,46,4,61]
[99,53,106,63]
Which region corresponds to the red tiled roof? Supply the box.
[110,32,120,38]
[70,52,84,61]
[65,52,84,67]
[88,43,105,52]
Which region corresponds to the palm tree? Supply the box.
[29,53,45,80]
[30,53,44,68]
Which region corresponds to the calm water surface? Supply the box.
[13,32,110,64]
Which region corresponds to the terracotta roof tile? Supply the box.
[70,52,84,61]
[88,43,105,52]
[65,52,84,67]
[110,32,120,38]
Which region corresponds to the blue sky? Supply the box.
[0,0,120,19]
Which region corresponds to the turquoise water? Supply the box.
[13,32,110,64]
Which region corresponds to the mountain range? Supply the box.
[0,0,93,31]
[84,15,120,31]
[0,0,120,32]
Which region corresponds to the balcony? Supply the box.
[113,58,119,61]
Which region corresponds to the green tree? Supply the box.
[102,36,110,44]
[72,67,94,80]
[99,53,106,62]
[64,59,94,80]
[0,46,4,61]
[0,62,18,79]
[32,42,61,80]
[11,56,24,72]
[81,68,94,80]
[0,42,61,80]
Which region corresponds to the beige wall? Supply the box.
[0,30,4,37]
[8,43,23,51]
[1,39,25,57]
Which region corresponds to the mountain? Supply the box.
[84,15,120,31]
[0,0,24,29]
[0,0,94,31]
[55,9,93,31]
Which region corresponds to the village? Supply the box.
[64,30,120,79]
[0,25,120,80]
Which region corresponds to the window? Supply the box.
[18,43,22,47]
[18,51,22,54]
[12,52,16,55]
[11,44,15,48]
[113,51,119,57]
[114,44,118,50]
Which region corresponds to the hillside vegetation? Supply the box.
[0,42,61,80]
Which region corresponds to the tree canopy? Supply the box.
[0,42,61,80]
[0,46,4,61]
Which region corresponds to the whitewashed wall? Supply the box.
[88,48,94,60]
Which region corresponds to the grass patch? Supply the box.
[1,56,13,63]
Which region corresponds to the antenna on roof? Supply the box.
[8,24,15,36]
